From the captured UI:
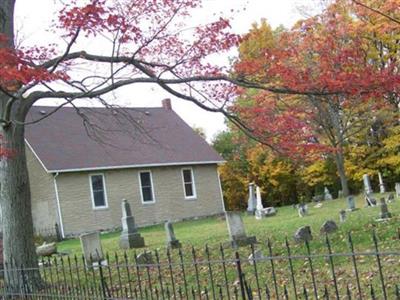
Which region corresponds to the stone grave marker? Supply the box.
[346,196,356,211]
[225,211,256,247]
[378,198,391,220]
[136,251,154,265]
[298,204,308,217]
[255,186,264,210]
[80,231,104,265]
[365,193,377,207]
[338,190,343,199]
[320,220,338,234]
[395,183,400,198]
[387,193,395,203]
[120,199,145,249]
[339,210,346,223]
[246,183,257,215]
[324,187,333,200]
[378,172,386,194]
[363,174,373,194]
[0,232,3,269]
[294,226,312,243]
[312,194,324,202]
[248,249,264,265]
[165,221,181,249]
[254,186,277,219]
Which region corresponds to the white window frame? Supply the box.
[138,170,156,204]
[89,173,109,210]
[181,168,197,200]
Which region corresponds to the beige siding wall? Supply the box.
[56,165,224,236]
[26,146,58,231]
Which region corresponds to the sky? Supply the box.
[15,0,318,141]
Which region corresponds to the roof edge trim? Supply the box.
[47,160,225,174]
[25,140,50,173]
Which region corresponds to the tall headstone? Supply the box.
[363,174,373,194]
[246,183,257,214]
[80,231,104,265]
[255,186,265,220]
[338,190,343,199]
[378,172,386,194]
[378,198,391,220]
[395,183,400,198]
[165,221,181,249]
[255,186,264,211]
[339,210,346,223]
[225,211,256,247]
[324,187,333,200]
[346,196,356,211]
[120,199,145,249]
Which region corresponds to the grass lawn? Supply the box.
[51,193,400,298]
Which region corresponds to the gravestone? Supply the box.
[225,211,256,247]
[320,220,338,234]
[365,193,377,207]
[248,250,264,265]
[387,193,395,203]
[120,199,145,249]
[36,242,57,257]
[363,174,373,194]
[339,210,346,223]
[346,195,356,211]
[165,221,181,249]
[254,186,277,219]
[136,251,154,265]
[378,172,386,194]
[378,198,391,220]
[395,183,400,198]
[255,186,264,211]
[298,204,308,217]
[338,190,343,199]
[294,226,313,243]
[312,195,324,202]
[246,183,257,215]
[80,231,104,265]
[324,187,333,200]
[0,232,3,269]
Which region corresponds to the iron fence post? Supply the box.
[235,251,246,300]
[98,259,108,300]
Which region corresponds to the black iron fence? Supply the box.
[1,230,400,299]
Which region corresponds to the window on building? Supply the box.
[182,168,196,199]
[90,174,108,208]
[139,171,155,203]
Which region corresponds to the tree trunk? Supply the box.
[0,0,42,294]
[334,147,349,197]
[0,118,43,293]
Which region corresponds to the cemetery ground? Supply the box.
[57,193,400,255]
[30,192,400,299]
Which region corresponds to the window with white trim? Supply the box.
[182,168,196,199]
[139,171,155,203]
[89,174,108,208]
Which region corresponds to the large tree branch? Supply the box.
[38,51,349,96]
[351,0,400,25]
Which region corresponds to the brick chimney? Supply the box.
[162,98,172,110]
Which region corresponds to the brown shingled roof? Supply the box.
[25,105,223,173]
